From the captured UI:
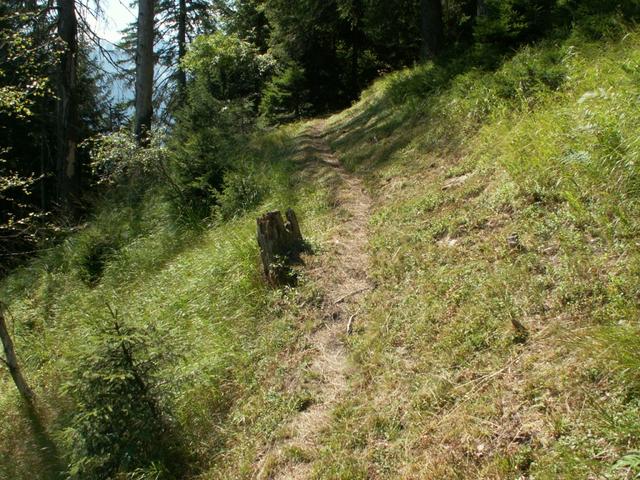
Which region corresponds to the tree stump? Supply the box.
[257,209,305,285]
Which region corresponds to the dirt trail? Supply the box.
[256,121,372,479]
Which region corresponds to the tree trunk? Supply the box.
[420,0,444,59]
[256,209,305,286]
[0,305,35,404]
[477,0,487,17]
[176,0,187,98]
[56,0,79,204]
[135,0,155,145]
[348,0,364,98]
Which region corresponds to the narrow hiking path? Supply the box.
[256,121,373,479]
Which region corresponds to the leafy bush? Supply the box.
[86,129,184,206]
[63,309,184,479]
[0,162,49,271]
[214,168,265,220]
[169,33,274,220]
[182,32,274,102]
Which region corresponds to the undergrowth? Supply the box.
[0,124,336,479]
[3,13,640,480]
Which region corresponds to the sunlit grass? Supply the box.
[3,18,640,480]
[0,124,337,479]
[314,22,640,480]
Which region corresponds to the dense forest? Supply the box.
[2,0,640,478]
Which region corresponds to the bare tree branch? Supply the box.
[76,13,128,74]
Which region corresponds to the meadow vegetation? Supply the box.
[0,124,338,479]
[313,14,640,479]
[2,9,640,480]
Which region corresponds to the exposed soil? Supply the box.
[256,121,373,479]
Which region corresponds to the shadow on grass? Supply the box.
[21,401,65,480]
[320,43,524,173]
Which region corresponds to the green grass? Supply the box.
[0,124,337,479]
[312,19,640,480]
[3,16,640,480]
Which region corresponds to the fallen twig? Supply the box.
[346,314,357,335]
[335,286,372,304]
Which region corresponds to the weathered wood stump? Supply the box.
[257,209,305,285]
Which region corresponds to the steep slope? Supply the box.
[215,22,640,476]
[2,19,640,480]
[0,126,341,479]
[298,26,640,480]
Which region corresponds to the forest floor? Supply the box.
[257,121,373,479]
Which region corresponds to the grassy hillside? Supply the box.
[0,126,341,478]
[313,20,640,479]
[2,15,640,480]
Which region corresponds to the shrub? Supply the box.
[63,309,184,479]
[574,12,628,41]
[71,232,119,285]
[86,129,184,209]
[214,168,265,220]
[169,33,274,220]
[182,32,273,103]
[494,46,567,101]
[168,88,256,221]
[87,129,165,187]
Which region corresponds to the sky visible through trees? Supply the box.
[88,0,133,43]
